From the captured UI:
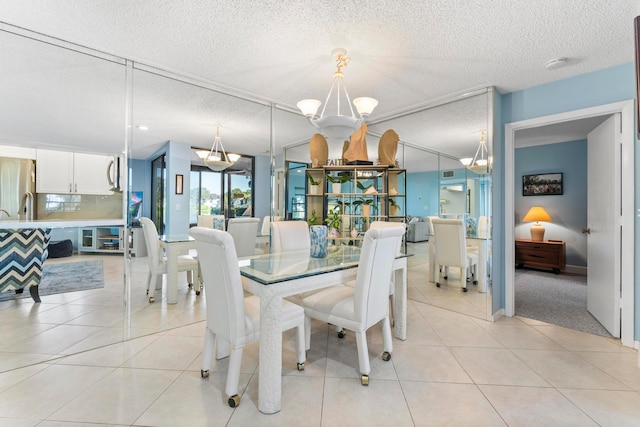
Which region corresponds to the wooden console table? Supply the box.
[515,239,566,274]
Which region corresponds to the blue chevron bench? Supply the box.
[0,228,52,303]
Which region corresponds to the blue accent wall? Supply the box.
[515,140,587,267]
[499,62,639,338]
[406,171,440,217]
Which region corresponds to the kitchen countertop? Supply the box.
[0,219,125,228]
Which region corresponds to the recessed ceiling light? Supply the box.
[545,57,568,70]
[137,125,149,131]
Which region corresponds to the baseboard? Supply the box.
[492,308,505,322]
[564,265,587,275]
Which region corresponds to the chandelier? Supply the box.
[460,130,489,174]
[297,48,378,141]
[196,127,240,172]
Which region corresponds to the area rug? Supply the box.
[0,260,104,302]
[515,269,611,337]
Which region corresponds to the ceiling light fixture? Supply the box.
[545,57,567,70]
[460,130,489,174]
[196,127,239,171]
[297,48,378,141]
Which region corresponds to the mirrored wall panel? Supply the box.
[280,91,492,320]
[0,28,127,372]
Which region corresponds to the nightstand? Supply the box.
[515,239,566,274]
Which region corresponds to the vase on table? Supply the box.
[310,225,327,258]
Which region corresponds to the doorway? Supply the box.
[504,100,635,347]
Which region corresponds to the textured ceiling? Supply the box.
[0,1,638,163]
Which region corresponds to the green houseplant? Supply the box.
[324,206,342,238]
[307,209,321,226]
[326,173,349,194]
[306,171,321,195]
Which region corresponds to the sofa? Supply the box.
[407,217,431,242]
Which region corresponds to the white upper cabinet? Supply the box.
[36,149,112,195]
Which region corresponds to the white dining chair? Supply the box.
[478,215,490,238]
[271,220,310,253]
[260,215,271,237]
[369,221,406,324]
[189,227,306,408]
[139,217,199,303]
[226,217,260,257]
[336,221,405,338]
[197,214,225,230]
[431,218,478,292]
[301,226,404,386]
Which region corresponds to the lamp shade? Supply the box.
[353,97,378,116]
[523,206,551,241]
[522,206,551,222]
[297,99,321,117]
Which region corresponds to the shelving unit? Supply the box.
[306,165,406,247]
[78,226,125,254]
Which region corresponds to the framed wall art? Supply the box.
[175,174,184,195]
[522,173,563,196]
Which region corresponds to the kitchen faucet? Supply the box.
[0,208,10,218]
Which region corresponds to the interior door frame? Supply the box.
[504,100,635,347]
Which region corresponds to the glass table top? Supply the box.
[239,246,362,285]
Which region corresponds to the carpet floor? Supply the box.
[0,259,104,302]
[515,268,611,337]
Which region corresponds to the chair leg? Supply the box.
[304,317,311,351]
[148,273,160,303]
[145,272,152,295]
[29,285,41,303]
[201,329,215,377]
[187,270,194,286]
[295,324,305,370]
[225,346,243,407]
[195,265,203,295]
[389,294,395,327]
[355,330,370,384]
[381,316,393,356]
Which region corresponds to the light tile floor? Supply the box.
[0,245,639,425]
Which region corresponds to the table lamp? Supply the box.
[522,206,551,241]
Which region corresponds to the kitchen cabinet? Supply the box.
[306,165,406,247]
[36,149,112,195]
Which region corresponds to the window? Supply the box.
[190,154,255,225]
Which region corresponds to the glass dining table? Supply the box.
[238,246,409,414]
[157,233,196,304]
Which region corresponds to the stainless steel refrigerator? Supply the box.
[0,157,36,221]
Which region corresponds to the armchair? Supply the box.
[0,228,52,302]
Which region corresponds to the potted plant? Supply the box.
[327,173,349,194]
[324,206,342,239]
[354,198,377,218]
[306,171,321,195]
[307,209,320,226]
[389,198,401,216]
